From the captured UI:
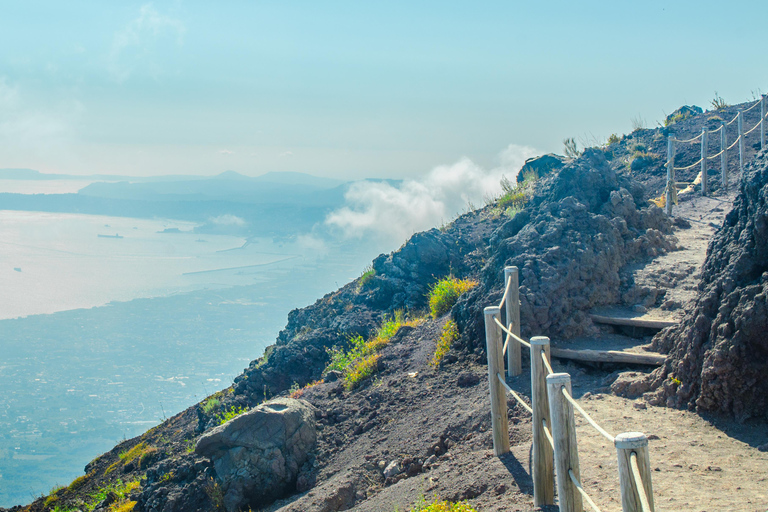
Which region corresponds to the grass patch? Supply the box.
[216,405,249,425]
[711,91,728,110]
[324,310,423,390]
[119,442,149,465]
[409,498,478,512]
[68,472,93,491]
[493,171,536,219]
[357,265,376,291]
[607,133,620,145]
[84,479,140,512]
[344,353,381,390]
[201,397,221,416]
[110,501,137,512]
[432,320,459,368]
[428,276,478,318]
[289,379,324,399]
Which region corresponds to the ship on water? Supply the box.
[97,233,123,239]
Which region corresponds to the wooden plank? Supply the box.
[483,307,510,456]
[590,314,676,330]
[550,347,665,366]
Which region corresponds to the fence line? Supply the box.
[484,266,656,512]
[663,95,767,214]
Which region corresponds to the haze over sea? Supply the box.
[0,180,378,506]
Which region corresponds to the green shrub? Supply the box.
[607,133,620,145]
[344,354,380,390]
[216,406,249,425]
[201,398,221,416]
[428,277,478,318]
[432,320,459,367]
[710,91,728,110]
[357,265,376,291]
[410,499,478,511]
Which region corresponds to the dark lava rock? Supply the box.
[456,372,480,388]
[647,150,768,421]
[515,153,566,183]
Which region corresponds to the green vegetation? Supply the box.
[607,133,620,145]
[664,110,694,127]
[432,320,459,367]
[711,91,729,110]
[201,397,221,416]
[563,137,581,158]
[289,379,324,398]
[67,472,93,491]
[216,405,249,425]
[408,497,479,512]
[324,310,423,390]
[357,265,376,291]
[494,170,537,219]
[428,276,478,318]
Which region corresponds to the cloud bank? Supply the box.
[325,144,538,244]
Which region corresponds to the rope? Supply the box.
[726,112,739,126]
[709,124,723,133]
[742,98,763,113]
[542,419,555,449]
[673,157,703,171]
[630,452,653,512]
[497,373,533,414]
[502,331,510,357]
[744,118,762,136]
[568,469,604,512]
[674,132,702,143]
[493,316,531,348]
[727,136,740,151]
[561,387,615,443]
[707,149,725,160]
[498,275,512,309]
[541,350,554,375]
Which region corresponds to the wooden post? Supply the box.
[737,110,744,176]
[616,432,655,512]
[761,95,766,151]
[483,306,510,456]
[665,137,675,215]
[504,266,522,377]
[546,373,583,512]
[721,122,728,192]
[701,129,708,196]
[530,336,554,506]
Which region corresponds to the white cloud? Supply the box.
[210,214,246,227]
[219,149,234,155]
[325,144,538,244]
[279,151,294,158]
[108,4,186,82]
[0,76,82,151]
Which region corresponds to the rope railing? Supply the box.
[497,373,533,414]
[493,316,531,348]
[561,386,616,443]
[662,96,766,213]
[484,266,658,512]
[673,157,703,171]
[569,469,604,512]
[630,452,653,512]
[498,274,512,309]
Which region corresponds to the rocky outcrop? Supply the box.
[455,148,676,347]
[515,153,566,183]
[645,150,768,421]
[194,398,318,512]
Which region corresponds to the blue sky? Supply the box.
[1,1,766,179]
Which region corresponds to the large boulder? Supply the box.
[515,153,566,184]
[195,398,317,512]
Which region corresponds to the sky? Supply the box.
[1,0,766,180]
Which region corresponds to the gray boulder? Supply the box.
[195,398,317,512]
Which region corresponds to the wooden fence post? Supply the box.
[665,137,675,215]
[483,306,510,456]
[738,110,744,176]
[546,372,583,512]
[530,336,554,506]
[616,432,655,512]
[701,129,708,196]
[761,94,766,151]
[504,266,522,377]
[721,122,728,191]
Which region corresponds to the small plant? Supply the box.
[110,501,137,512]
[201,397,221,416]
[428,276,478,318]
[669,376,682,386]
[68,472,92,491]
[710,91,728,110]
[708,115,723,123]
[494,170,537,219]
[563,137,581,158]
[432,320,459,367]
[630,114,646,131]
[410,498,478,512]
[216,405,249,425]
[357,265,376,291]
[606,133,620,145]
[344,353,381,390]
[289,379,324,398]
[204,477,226,511]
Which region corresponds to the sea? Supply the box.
[0,179,381,506]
